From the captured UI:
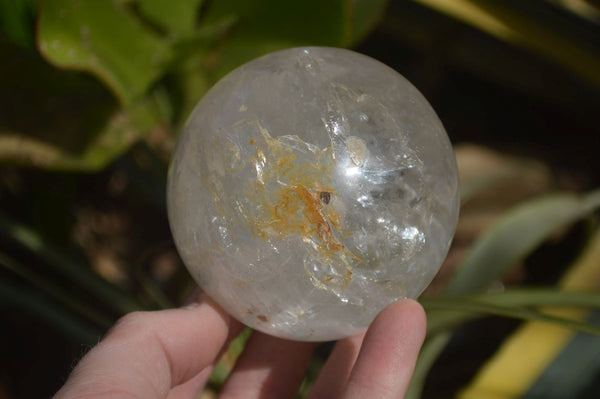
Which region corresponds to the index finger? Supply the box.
[54,295,241,399]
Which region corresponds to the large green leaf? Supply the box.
[37,0,173,105]
[0,99,165,171]
[166,16,239,127]
[0,0,37,49]
[445,190,600,296]
[350,0,388,44]
[0,42,167,171]
[199,0,388,81]
[166,0,388,129]
[20,0,387,170]
[37,0,388,108]
[138,0,204,37]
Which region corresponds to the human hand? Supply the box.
[54,294,426,399]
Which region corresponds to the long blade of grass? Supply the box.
[425,288,600,335]
[421,297,600,336]
[0,279,102,344]
[209,327,253,387]
[473,288,600,309]
[0,251,114,328]
[0,213,142,314]
[445,190,600,296]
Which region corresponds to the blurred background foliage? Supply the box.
[1,0,600,398]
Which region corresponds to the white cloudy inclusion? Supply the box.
[167,47,460,341]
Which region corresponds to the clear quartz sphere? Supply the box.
[168,47,459,341]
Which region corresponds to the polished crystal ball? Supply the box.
[167,47,459,341]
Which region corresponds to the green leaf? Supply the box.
[138,0,204,36]
[165,0,387,129]
[209,327,253,386]
[200,0,388,81]
[202,0,347,45]
[0,0,37,48]
[349,0,389,44]
[0,97,166,171]
[0,41,167,171]
[167,16,238,127]
[37,0,173,105]
[445,190,600,296]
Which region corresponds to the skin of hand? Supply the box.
[54,294,426,399]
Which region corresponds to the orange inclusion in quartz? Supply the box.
[258,183,344,253]
[247,124,360,272]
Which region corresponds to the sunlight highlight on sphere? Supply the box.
[167,47,459,341]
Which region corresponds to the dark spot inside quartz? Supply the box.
[319,191,331,204]
[257,314,268,322]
